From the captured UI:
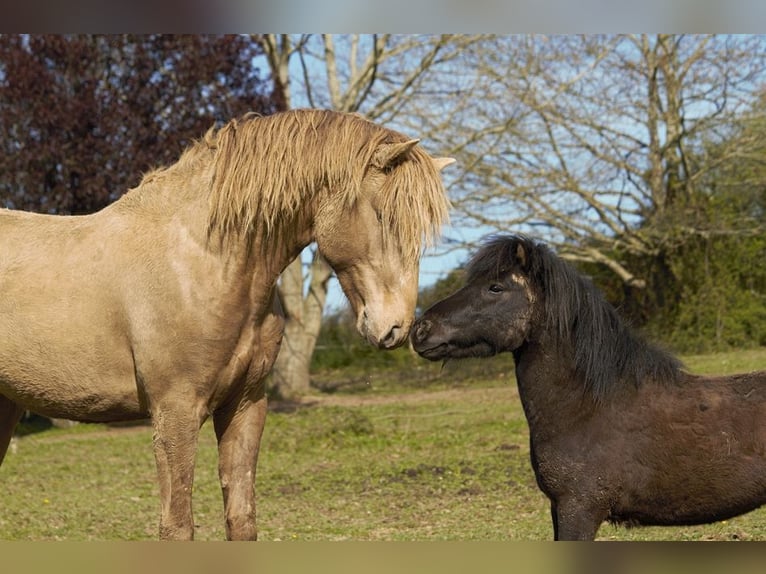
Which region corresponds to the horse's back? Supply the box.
[0,208,121,309]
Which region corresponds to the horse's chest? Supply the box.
[212,311,285,403]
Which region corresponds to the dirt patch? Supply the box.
[279,384,518,410]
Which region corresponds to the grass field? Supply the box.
[1,348,765,541]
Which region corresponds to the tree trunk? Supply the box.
[270,313,315,400]
[271,252,332,400]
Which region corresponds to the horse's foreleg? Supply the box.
[213,394,268,541]
[0,395,24,465]
[150,404,203,540]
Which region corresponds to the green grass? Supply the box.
[682,347,766,376]
[1,348,764,541]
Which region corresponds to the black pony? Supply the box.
[411,234,766,540]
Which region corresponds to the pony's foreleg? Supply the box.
[550,498,602,541]
[0,395,25,465]
[213,393,268,541]
[150,404,204,540]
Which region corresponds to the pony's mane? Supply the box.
[197,108,449,261]
[467,234,683,401]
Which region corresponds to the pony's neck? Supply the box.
[513,336,598,442]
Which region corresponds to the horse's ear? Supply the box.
[432,157,456,171]
[371,139,420,169]
[515,242,527,269]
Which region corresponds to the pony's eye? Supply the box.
[488,283,504,294]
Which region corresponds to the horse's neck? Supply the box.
[228,214,318,319]
[114,158,321,308]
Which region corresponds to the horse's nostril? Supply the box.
[381,325,402,349]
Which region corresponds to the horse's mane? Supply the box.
[193,108,449,261]
[467,234,683,401]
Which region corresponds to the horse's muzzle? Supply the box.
[360,310,408,350]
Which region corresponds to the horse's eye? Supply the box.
[488,283,504,294]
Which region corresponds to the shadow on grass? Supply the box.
[14,413,53,437]
[14,412,152,437]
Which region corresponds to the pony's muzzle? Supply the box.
[409,318,450,360]
[410,318,432,348]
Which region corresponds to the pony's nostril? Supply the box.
[412,319,431,344]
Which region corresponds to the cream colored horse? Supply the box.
[0,109,453,540]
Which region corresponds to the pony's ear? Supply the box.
[371,139,420,169]
[515,242,528,269]
[432,157,456,171]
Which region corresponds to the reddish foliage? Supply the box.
[0,34,277,214]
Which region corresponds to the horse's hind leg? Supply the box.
[0,395,25,465]
[213,393,268,541]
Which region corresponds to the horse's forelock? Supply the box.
[379,145,451,263]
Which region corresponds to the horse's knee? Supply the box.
[159,521,195,541]
[226,511,258,541]
[218,470,257,540]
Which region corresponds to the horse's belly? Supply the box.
[0,370,146,423]
[0,278,146,421]
[0,322,144,422]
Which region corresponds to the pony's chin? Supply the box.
[417,341,497,361]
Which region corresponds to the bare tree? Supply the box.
[442,35,766,286]
[257,34,480,399]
